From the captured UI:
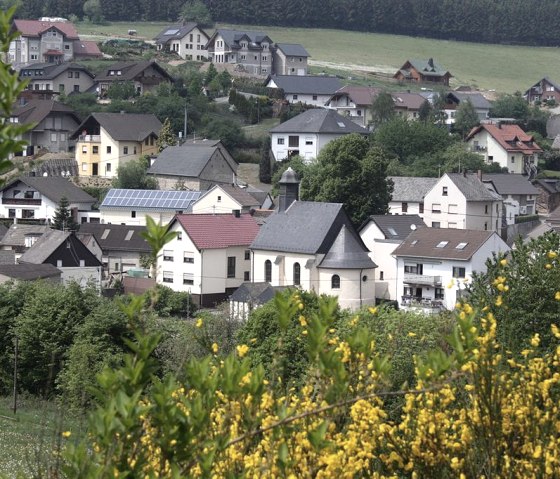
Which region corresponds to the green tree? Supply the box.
[259,136,272,184]
[83,0,104,23]
[179,0,213,27]
[418,99,432,122]
[156,117,177,152]
[370,91,395,128]
[144,284,197,318]
[301,133,393,225]
[113,156,158,190]
[52,196,79,231]
[489,92,530,120]
[204,63,218,86]
[107,81,136,100]
[453,98,480,138]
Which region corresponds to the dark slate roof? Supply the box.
[360,214,426,240]
[78,224,151,252]
[229,282,285,303]
[1,177,96,204]
[245,186,271,207]
[0,224,8,242]
[274,43,310,57]
[267,75,342,95]
[447,91,492,110]
[154,22,200,44]
[19,62,95,81]
[28,155,78,177]
[251,201,352,254]
[0,225,49,248]
[12,100,80,125]
[399,58,451,78]
[389,176,438,202]
[392,228,497,261]
[211,29,272,49]
[270,108,368,134]
[533,178,560,194]
[19,229,71,264]
[148,144,229,177]
[0,263,61,281]
[71,112,162,142]
[95,60,174,83]
[212,185,261,207]
[482,174,540,195]
[318,225,376,269]
[0,250,15,264]
[447,173,502,201]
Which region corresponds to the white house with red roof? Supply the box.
[8,18,101,67]
[158,212,260,307]
[465,122,542,176]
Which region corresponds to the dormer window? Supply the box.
[117,71,122,76]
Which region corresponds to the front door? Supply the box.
[92,163,98,176]
[415,287,422,299]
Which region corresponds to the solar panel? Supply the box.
[101,189,202,210]
[164,29,180,35]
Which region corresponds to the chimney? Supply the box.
[278,167,300,213]
[428,58,434,68]
[233,209,241,218]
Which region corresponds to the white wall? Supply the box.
[317,267,375,310]
[388,201,424,216]
[100,209,176,226]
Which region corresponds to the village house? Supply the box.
[392,92,428,120]
[0,176,95,224]
[18,62,95,97]
[0,263,61,285]
[465,122,542,176]
[0,224,50,260]
[325,86,381,128]
[359,214,426,301]
[388,176,438,216]
[270,109,368,162]
[71,112,162,178]
[443,91,492,126]
[393,228,509,313]
[271,43,310,76]
[8,17,101,67]
[147,140,238,190]
[532,178,560,214]
[250,169,376,311]
[154,22,209,60]
[229,282,286,320]
[99,189,202,226]
[265,75,342,106]
[10,99,81,155]
[158,212,260,307]
[191,184,263,215]
[93,60,174,97]
[523,77,560,104]
[393,58,452,86]
[205,29,273,76]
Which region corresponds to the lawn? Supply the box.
[76,21,560,94]
[0,397,84,478]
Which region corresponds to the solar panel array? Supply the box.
[101,189,202,210]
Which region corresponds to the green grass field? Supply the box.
[76,21,560,94]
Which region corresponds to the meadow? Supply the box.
[76,21,560,94]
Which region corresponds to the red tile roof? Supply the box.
[331,86,381,106]
[13,19,79,39]
[73,40,102,57]
[176,213,260,249]
[467,123,542,154]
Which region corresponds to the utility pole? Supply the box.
[12,337,18,415]
[184,102,188,141]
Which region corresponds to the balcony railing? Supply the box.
[404,273,442,286]
[2,198,41,205]
[79,135,101,142]
[401,296,444,310]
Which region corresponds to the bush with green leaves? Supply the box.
[143,284,197,318]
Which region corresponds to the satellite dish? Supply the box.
[410,224,417,230]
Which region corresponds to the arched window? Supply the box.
[331,274,340,289]
[265,260,272,283]
[293,262,301,286]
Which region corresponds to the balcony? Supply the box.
[2,198,41,206]
[79,135,101,142]
[404,273,442,287]
[401,296,444,311]
[473,145,487,152]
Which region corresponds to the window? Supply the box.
[177,232,182,241]
[379,271,384,280]
[68,71,73,78]
[133,147,137,155]
[227,256,236,278]
[244,250,250,260]
[419,203,424,214]
[456,242,468,250]
[82,162,87,171]
[312,95,317,101]
[435,288,444,299]
[163,271,173,283]
[107,146,112,154]
[277,138,285,145]
[331,275,340,289]
[8,209,15,218]
[305,138,313,145]
[436,241,449,248]
[73,84,79,92]
[75,72,80,78]
[82,146,87,154]
[442,186,448,196]
[106,163,112,172]
[190,34,193,41]
[183,273,194,285]
[244,271,250,281]
[452,267,466,278]
[265,260,272,282]
[22,209,34,219]
[432,222,441,228]
[131,211,136,218]
[93,146,98,154]
[123,146,128,155]
[432,203,441,213]
[263,55,268,61]
[511,156,515,163]
[217,195,222,202]
[30,54,38,60]
[402,202,408,213]
[293,94,298,100]
[484,222,488,230]
[24,190,34,199]
[163,249,173,261]
[293,262,301,285]
[289,136,299,147]
[485,205,489,214]
[59,84,65,92]
[184,252,194,263]
[51,133,57,142]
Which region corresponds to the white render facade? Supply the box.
[168,27,208,60]
[271,132,344,162]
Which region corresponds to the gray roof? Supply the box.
[0,250,15,264]
[393,227,498,261]
[318,225,376,269]
[19,229,71,264]
[251,201,356,254]
[19,62,94,81]
[274,43,310,57]
[154,22,201,44]
[201,185,261,208]
[361,214,426,240]
[148,144,234,177]
[229,282,285,303]
[29,154,78,177]
[0,224,50,248]
[0,263,61,281]
[71,112,162,142]
[401,58,451,78]
[482,174,540,195]
[95,60,173,83]
[389,176,438,202]
[210,29,272,49]
[270,109,368,135]
[447,92,492,110]
[267,75,342,95]
[2,177,96,204]
[78,223,151,253]
[446,173,502,201]
[12,100,80,126]
[0,224,8,242]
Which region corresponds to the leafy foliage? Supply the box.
[156,117,178,152]
[370,91,395,128]
[112,155,158,190]
[179,0,213,26]
[453,98,480,138]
